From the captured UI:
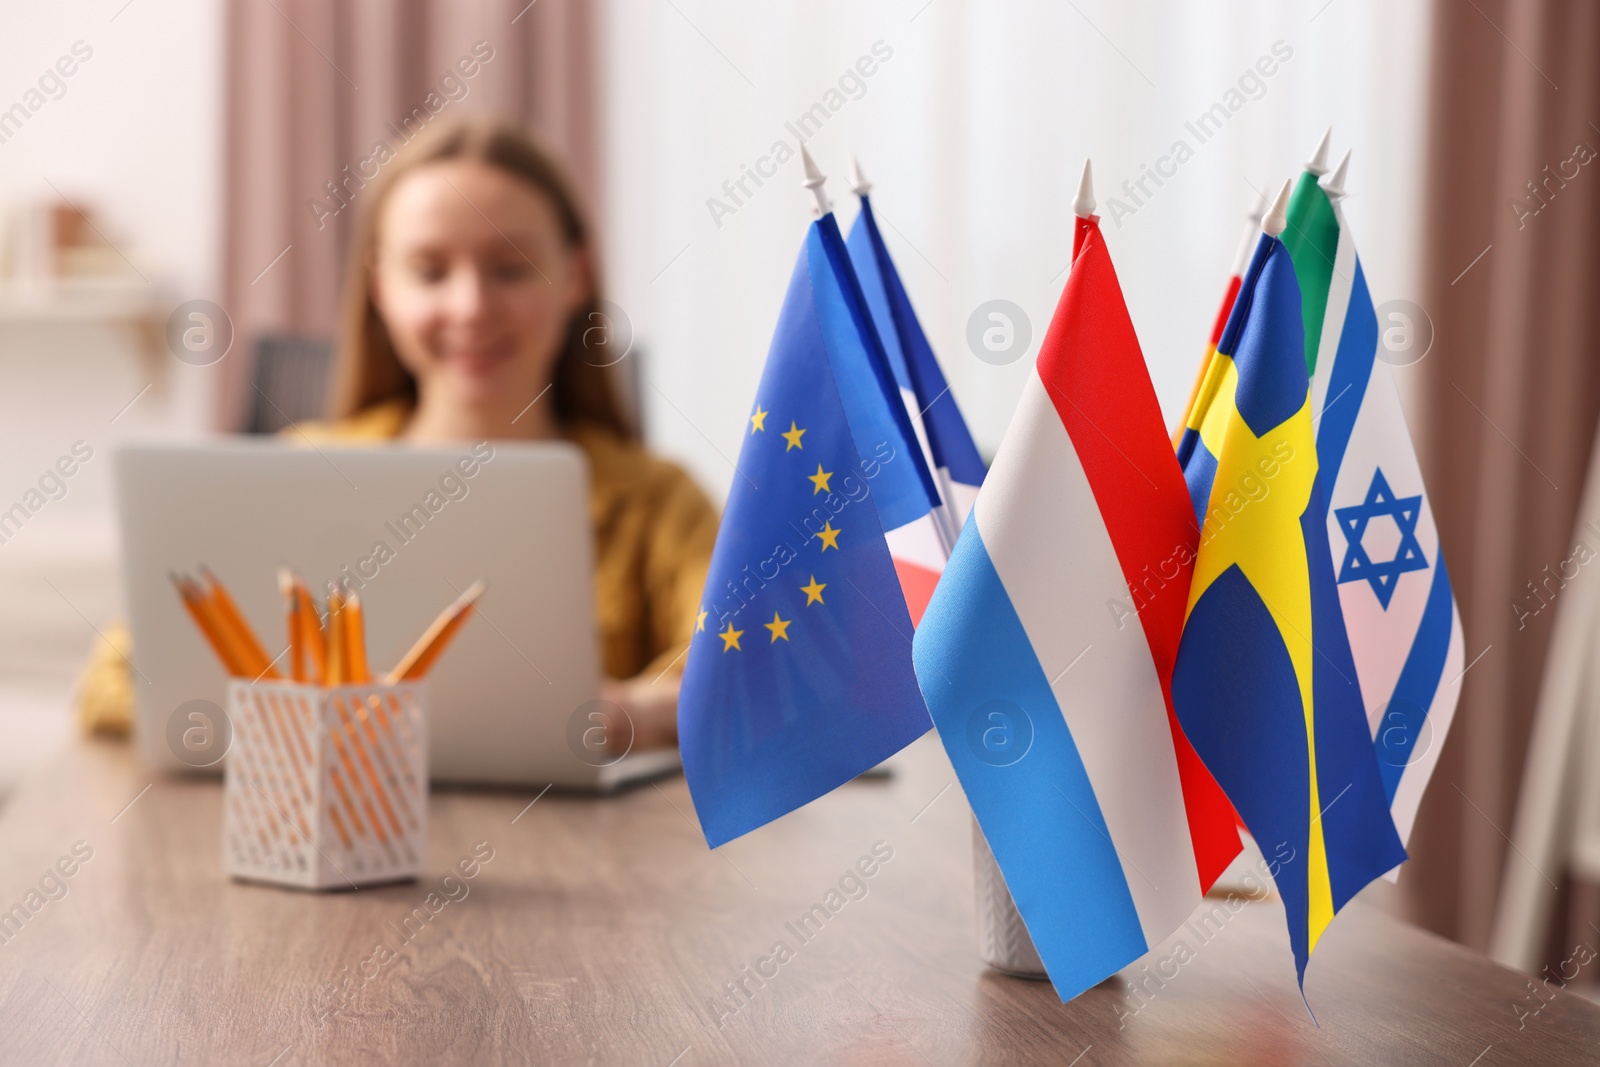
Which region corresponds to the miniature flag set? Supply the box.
[677,131,1461,1004]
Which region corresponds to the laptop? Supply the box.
[114,440,682,791]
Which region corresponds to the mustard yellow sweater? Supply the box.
[76,401,720,735]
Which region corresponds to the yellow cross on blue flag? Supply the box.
[677,209,935,847]
[1171,213,1407,990]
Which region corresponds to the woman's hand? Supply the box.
[597,673,680,753]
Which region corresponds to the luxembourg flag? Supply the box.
[846,159,988,624]
[912,164,1241,1000]
[1281,139,1464,848]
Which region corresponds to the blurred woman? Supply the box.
[79,115,715,751]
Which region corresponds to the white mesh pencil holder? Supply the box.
[223,679,428,890]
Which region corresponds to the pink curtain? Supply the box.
[1404,0,1600,959]
[219,0,599,428]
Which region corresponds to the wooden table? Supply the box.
[0,733,1594,1066]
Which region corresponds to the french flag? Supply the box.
[912,171,1240,1000]
[846,166,987,624]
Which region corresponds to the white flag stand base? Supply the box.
[972,818,1049,979]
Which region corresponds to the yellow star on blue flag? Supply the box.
[678,209,933,848]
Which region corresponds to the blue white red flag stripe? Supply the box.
[848,194,986,623]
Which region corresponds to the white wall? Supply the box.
[0,0,226,499]
[0,0,224,298]
[0,0,226,559]
[0,0,224,787]
[598,0,1433,499]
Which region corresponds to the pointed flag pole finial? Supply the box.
[800,144,831,217]
[1073,159,1096,218]
[1246,184,1271,224]
[1262,179,1293,237]
[1322,148,1352,201]
[849,155,871,196]
[1306,126,1332,176]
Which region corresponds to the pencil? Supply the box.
[385,580,485,683]
[343,581,371,684]
[191,574,264,677]
[279,567,305,683]
[330,693,403,837]
[201,567,281,680]
[171,573,246,675]
[324,584,347,686]
[292,574,327,684]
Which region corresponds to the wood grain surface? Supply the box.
[0,733,1594,1065]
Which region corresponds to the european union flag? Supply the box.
[678,212,933,847]
[1171,218,1406,989]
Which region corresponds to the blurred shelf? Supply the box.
[0,278,163,324]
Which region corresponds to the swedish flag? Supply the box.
[1171,215,1406,986]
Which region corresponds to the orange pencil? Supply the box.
[386,581,485,683]
[324,584,347,686]
[185,573,261,677]
[201,567,281,680]
[278,568,305,682]
[321,587,380,827]
[293,573,327,684]
[343,581,371,684]
[172,573,247,675]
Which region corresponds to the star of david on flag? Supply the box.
[1333,469,1428,609]
[1281,154,1465,847]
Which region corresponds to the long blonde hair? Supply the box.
[330,115,634,438]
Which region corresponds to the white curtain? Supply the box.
[598,0,1432,500]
